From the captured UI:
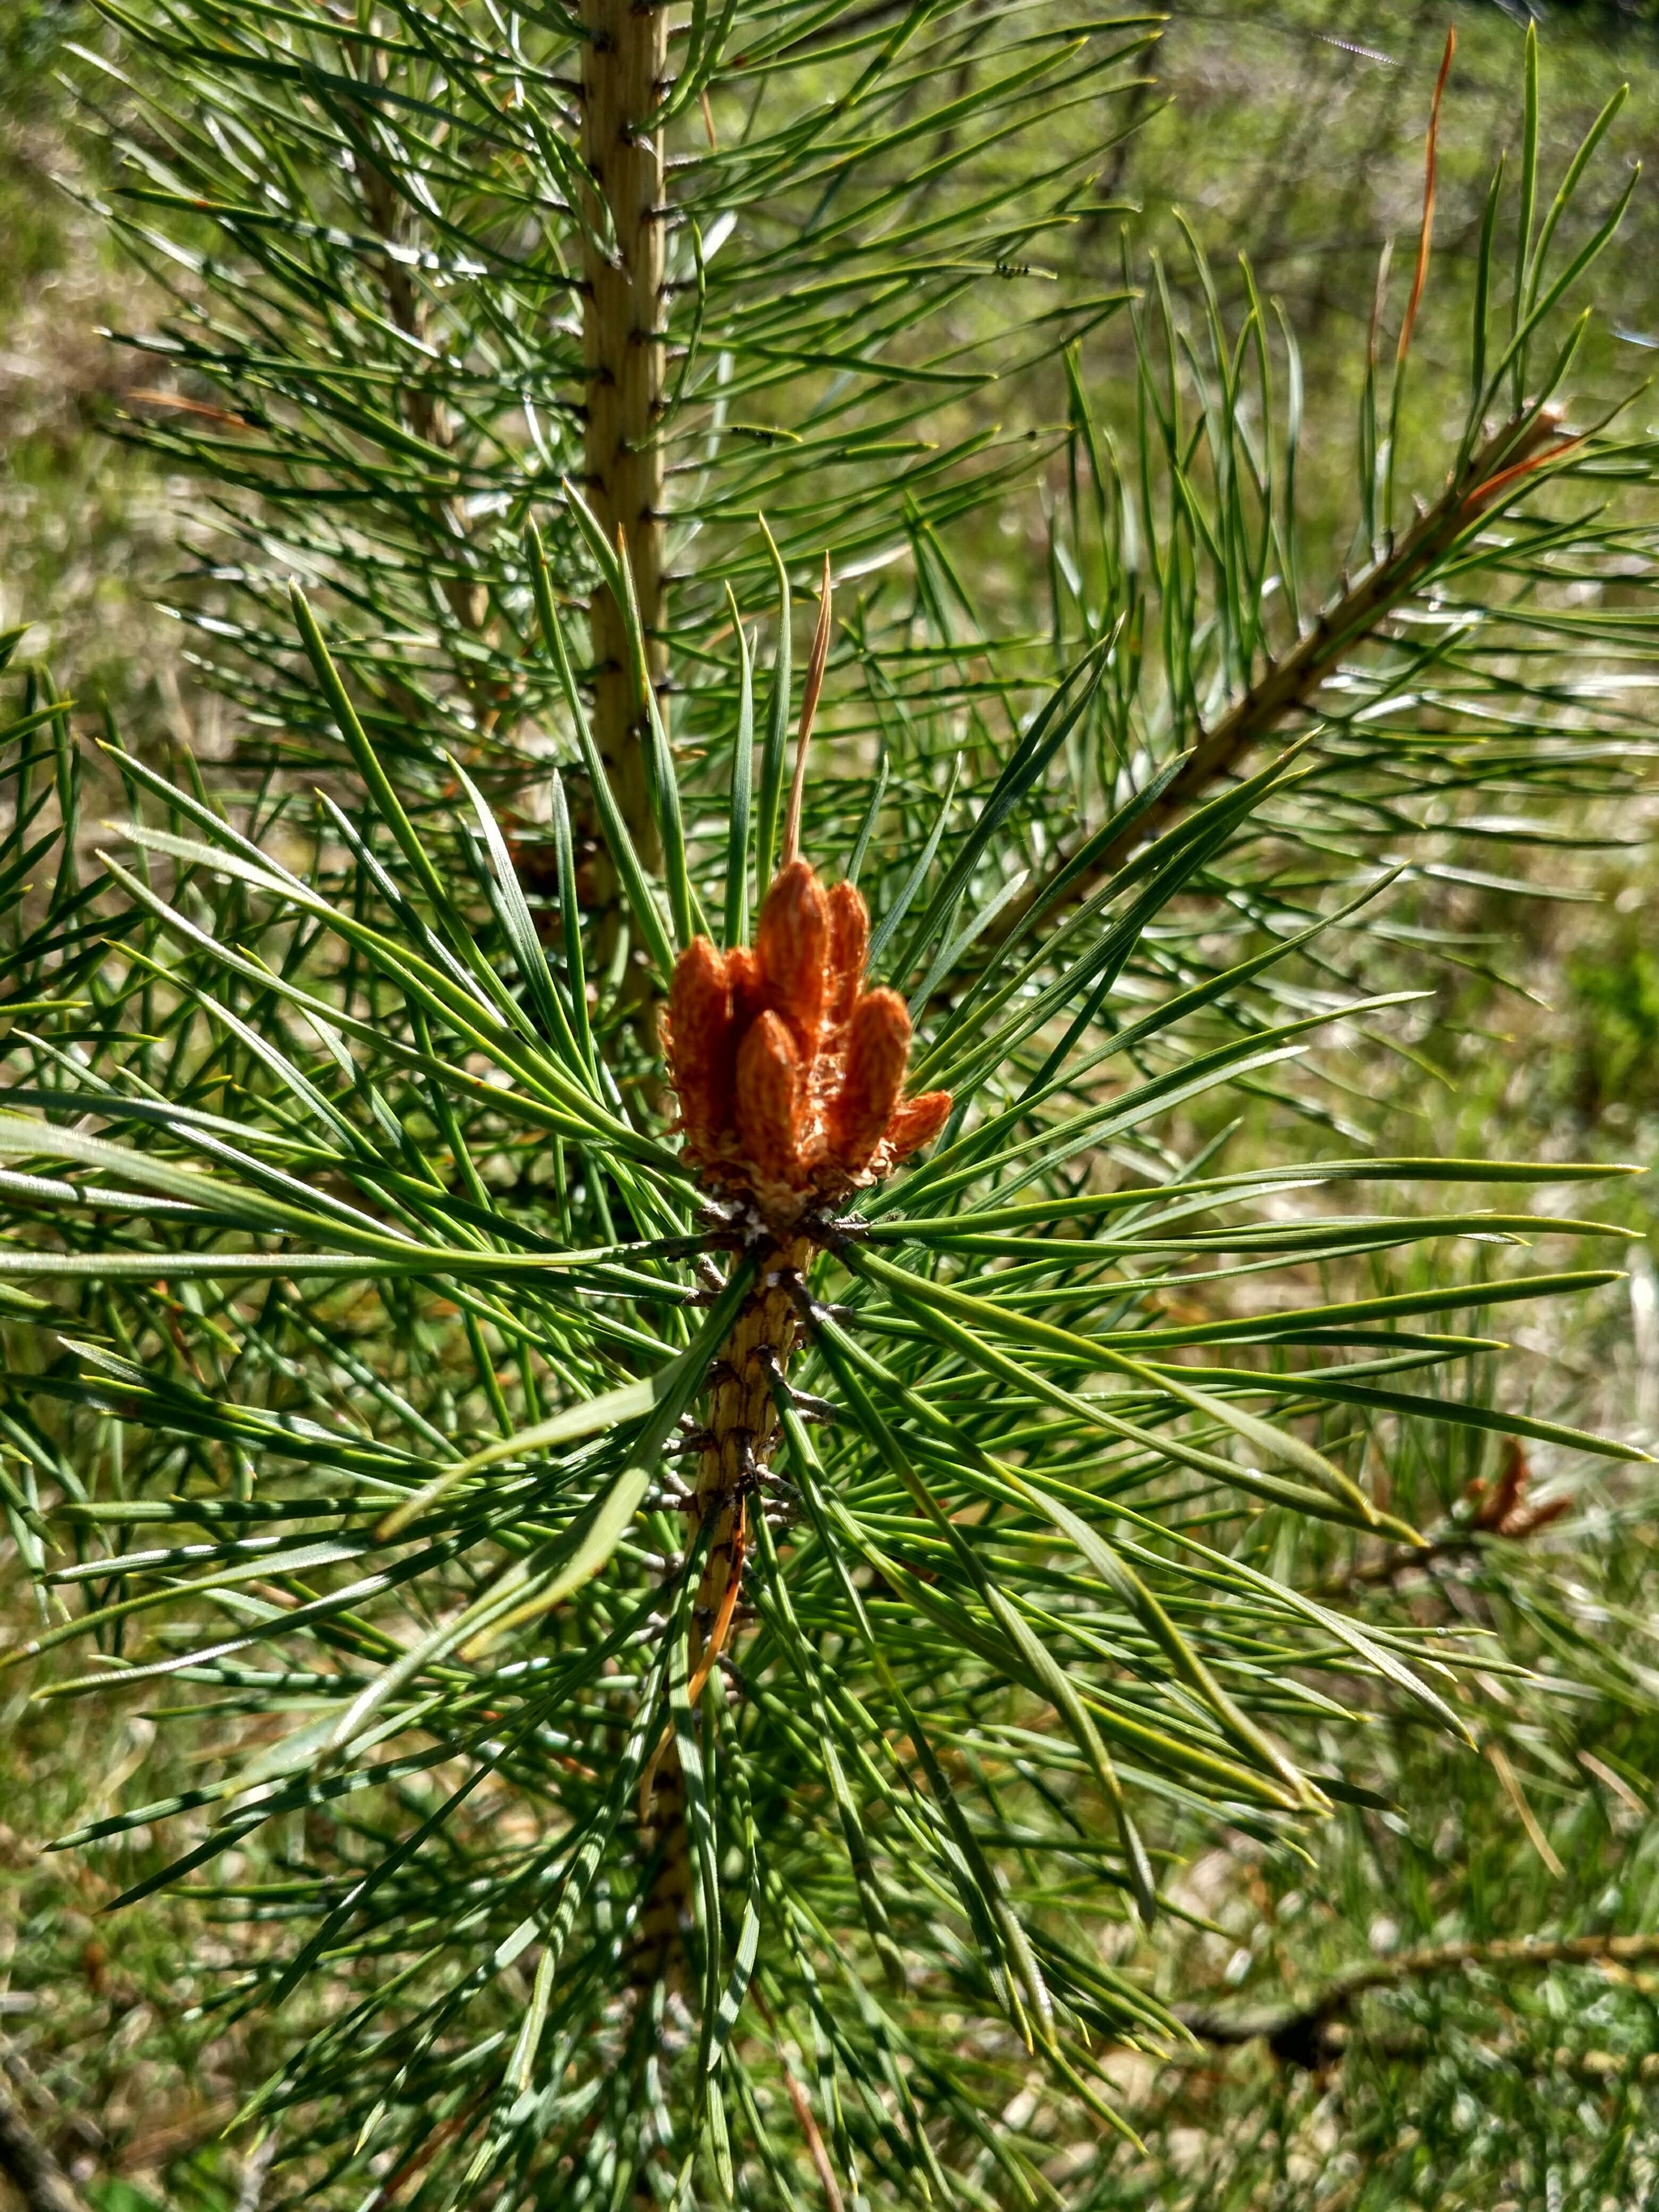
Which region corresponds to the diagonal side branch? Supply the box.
[1087,406,1571,880]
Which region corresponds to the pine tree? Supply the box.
[2,14,1658,2207]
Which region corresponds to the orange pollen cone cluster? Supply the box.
[663,859,952,1221]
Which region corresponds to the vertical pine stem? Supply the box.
[633,1248,806,1991]
[580,0,667,864]
[687,1245,807,1669]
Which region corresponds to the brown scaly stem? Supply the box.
[684,1240,808,1696]
[632,1242,807,1984]
[579,0,667,864]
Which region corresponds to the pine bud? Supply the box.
[734,1010,804,1184]
[885,1089,953,1161]
[726,942,764,1029]
[756,859,829,1047]
[829,987,910,1170]
[667,937,733,1150]
[825,879,869,1027]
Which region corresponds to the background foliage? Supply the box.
[5,5,1659,2210]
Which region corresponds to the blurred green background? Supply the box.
[6,4,1659,2206]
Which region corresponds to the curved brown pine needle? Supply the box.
[1397,26,1456,371]
[781,552,832,868]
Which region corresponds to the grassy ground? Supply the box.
[0,23,309,2207]
[6,4,1659,2206]
[0,3,192,733]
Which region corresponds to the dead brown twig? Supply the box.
[0,2052,85,2212]
[751,1987,844,2212]
[1323,1438,1570,1599]
[1178,1931,1659,2071]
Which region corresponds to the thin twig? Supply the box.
[1323,1442,1571,1597]
[1179,1930,1659,2069]
[0,2052,85,2212]
[1490,1742,1565,1878]
[364,2088,490,2210]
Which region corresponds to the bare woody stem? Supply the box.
[1179,1929,1659,2069]
[580,0,667,863]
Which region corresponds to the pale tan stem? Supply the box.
[580,0,667,862]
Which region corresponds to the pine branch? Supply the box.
[7,23,1657,2201]
[83,0,1145,785]
[996,401,1576,954]
[0,592,1641,2199]
[1097,407,1571,869]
